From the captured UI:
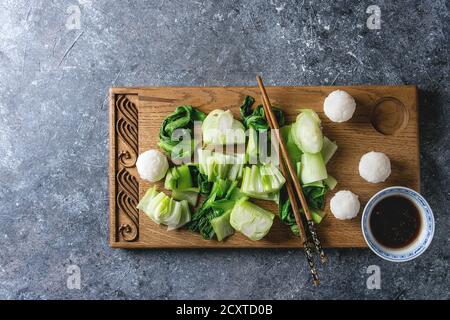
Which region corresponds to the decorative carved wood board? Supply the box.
[109,86,419,248]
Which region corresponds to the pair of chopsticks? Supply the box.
[256,75,326,286]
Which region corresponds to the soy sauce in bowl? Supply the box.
[369,195,421,249]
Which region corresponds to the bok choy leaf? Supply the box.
[158,105,206,160]
[137,186,191,230]
[239,96,285,163]
[230,197,275,240]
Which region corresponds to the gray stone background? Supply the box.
[0,0,448,300]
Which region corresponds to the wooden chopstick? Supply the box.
[256,75,327,264]
[261,97,320,286]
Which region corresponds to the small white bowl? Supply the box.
[361,186,434,262]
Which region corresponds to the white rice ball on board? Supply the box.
[359,151,391,183]
[330,190,360,220]
[136,149,169,182]
[323,90,356,122]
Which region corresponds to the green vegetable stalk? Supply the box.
[278,115,337,235]
[241,164,285,199]
[239,96,285,163]
[188,179,242,240]
[280,125,303,164]
[164,164,213,206]
[321,136,338,165]
[197,149,245,182]
[300,152,328,184]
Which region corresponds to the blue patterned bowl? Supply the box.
[362,186,434,262]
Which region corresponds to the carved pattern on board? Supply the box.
[116,95,138,168]
[115,95,139,241]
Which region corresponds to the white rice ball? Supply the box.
[136,149,169,182]
[323,90,356,122]
[359,151,391,183]
[330,190,360,220]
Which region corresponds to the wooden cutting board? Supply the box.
[109,86,419,248]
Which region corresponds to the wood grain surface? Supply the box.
[109,85,419,248]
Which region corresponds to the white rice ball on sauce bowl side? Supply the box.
[323,90,356,122]
[330,190,360,220]
[359,151,391,183]
[136,149,169,182]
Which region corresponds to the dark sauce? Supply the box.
[369,195,421,249]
